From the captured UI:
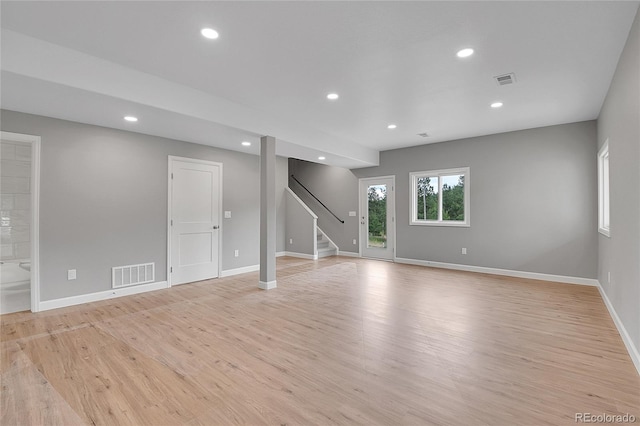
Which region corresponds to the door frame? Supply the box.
[167,156,223,287]
[0,131,41,312]
[358,175,396,261]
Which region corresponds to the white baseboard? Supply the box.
[337,251,360,258]
[221,264,259,277]
[258,280,277,290]
[276,251,286,257]
[597,284,640,376]
[394,257,599,286]
[38,281,168,312]
[283,251,318,260]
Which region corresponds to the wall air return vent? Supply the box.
[112,262,155,288]
[494,73,516,86]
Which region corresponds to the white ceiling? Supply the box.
[1,1,638,168]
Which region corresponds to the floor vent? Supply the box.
[112,262,155,289]
[494,73,516,86]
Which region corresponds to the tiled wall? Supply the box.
[0,141,31,261]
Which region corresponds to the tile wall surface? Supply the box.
[0,140,31,261]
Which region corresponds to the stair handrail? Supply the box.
[290,175,345,224]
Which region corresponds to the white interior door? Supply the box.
[360,177,395,260]
[170,158,221,285]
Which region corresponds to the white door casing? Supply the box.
[359,176,395,260]
[168,157,222,286]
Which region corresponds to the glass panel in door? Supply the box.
[367,184,387,249]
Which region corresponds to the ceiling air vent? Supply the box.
[417,132,429,138]
[494,73,516,86]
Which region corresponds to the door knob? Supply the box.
[213,226,219,229]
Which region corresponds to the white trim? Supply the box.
[285,187,318,219]
[0,131,41,313]
[597,283,640,375]
[597,140,610,237]
[258,280,277,290]
[337,251,360,258]
[283,251,318,260]
[358,180,362,257]
[276,251,286,257]
[221,264,260,277]
[409,167,470,227]
[410,221,471,228]
[167,156,223,287]
[38,281,168,312]
[313,218,318,257]
[394,257,599,286]
[31,137,41,312]
[0,131,40,143]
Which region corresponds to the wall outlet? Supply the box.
[461,248,467,255]
[289,238,293,244]
[68,269,77,280]
[224,211,232,219]
[234,249,239,257]
[353,239,357,245]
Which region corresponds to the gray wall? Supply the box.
[293,122,598,278]
[1,110,287,301]
[597,9,640,352]
[285,189,316,255]
[289,159,359,254]
[354,121,598,278]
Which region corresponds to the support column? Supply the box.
[259,135,277,290]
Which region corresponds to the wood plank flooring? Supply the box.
[1,256,639,425]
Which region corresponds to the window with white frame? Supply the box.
[598,140,610,237]
[410,167,470,226]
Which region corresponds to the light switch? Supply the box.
[68,269,77,280]
[349,211,356,217]
[224,211,232,219]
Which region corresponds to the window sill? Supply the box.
[598,227,610,238]
[410,221,470,228]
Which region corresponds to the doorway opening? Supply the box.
[359,176,395,261]
[0,131,40,314]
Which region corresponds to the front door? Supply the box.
[360,177,395,260]
[169,157,221,285]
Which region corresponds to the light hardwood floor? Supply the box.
[1,256,639,425]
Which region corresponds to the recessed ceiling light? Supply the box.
[387,124,397,129]
[241,141,251,146]
[201,28,219,39]
[457,48,474,58]
[491,102,504,108]
[124,116,138,122]
[326,93,339,100]
[318,156,326,160]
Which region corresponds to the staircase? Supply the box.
[316,228,337,258]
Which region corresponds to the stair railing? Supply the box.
[290,175,345,223]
